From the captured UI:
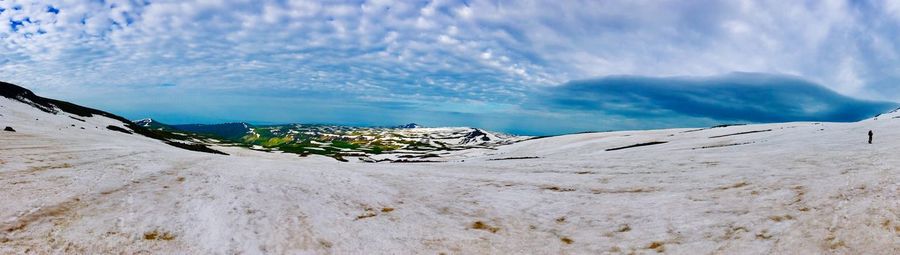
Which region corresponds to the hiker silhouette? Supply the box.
[868,130,873,144]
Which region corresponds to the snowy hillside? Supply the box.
[1,83,899,254]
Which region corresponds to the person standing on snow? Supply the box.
[868,130,873,144]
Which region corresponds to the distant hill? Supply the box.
[169,123,253,140]
[395,123,421,129]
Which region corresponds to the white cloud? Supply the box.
[1,0,900,105]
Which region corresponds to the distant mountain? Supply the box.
[131,118,253,141]
[395,123,421,129]
[169,122,253,140]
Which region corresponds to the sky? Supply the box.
[1,0,899,135]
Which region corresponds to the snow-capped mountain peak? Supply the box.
[134,118,155,127]
[396,123,421,129]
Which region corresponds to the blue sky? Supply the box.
[1,0,899,135]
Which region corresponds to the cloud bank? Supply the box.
[537,73,896,127]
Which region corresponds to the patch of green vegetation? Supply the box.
[261,136,293,147]
[331,140,360,149]
[277,144,305,154]
[368,141,401,153]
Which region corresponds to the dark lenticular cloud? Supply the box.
[538,73,897,124]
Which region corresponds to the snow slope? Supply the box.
[1,94,899,254]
